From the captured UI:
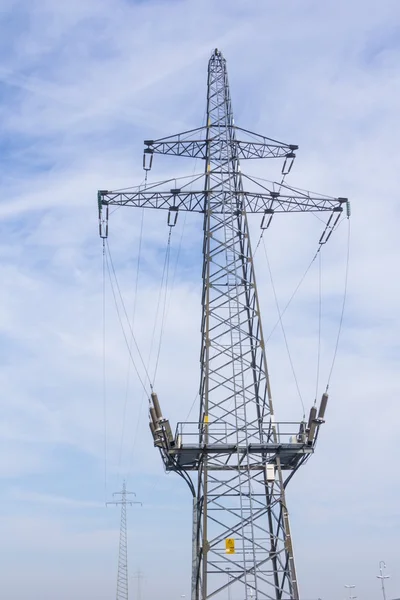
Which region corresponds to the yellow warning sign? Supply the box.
[225,538,235,554]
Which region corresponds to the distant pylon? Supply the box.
[131,569,145,600]
[107,481,141,600]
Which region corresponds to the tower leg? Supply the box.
[192,495,200,600]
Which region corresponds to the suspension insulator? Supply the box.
[319,211,341,245]
[282,152,295,176]
[143,148,154,171]
[151,392,163,419]
[261,208,274,230]
[168,206,179,227]
[99,201,109,239]
[318,392,329,420]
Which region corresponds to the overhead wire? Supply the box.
[129,115,206,476]
[165,211,188,318]
[314,251,322,406]
[130,109,206,386]
[152,227,172,385]
[126,226,176,484]
[108,118,206,488]
[102,240,108,504]
[116,208,146,483]
[125,180,191,483]
[110,172,204,195]
[326,216,351,388]
[151,139,202,387]
[126,199,190,483]
[262,236,306,419]
[265,249,318,344]
[143,118,205,418]
[170,124,206,417]
[242,171,336,200]
[264,214,347,344]
[251,147,349,420]
[256,206,349,420]
[185,391,199,422]
[125,392,146,486]
[104,243,151,397]
[106,239,153,390]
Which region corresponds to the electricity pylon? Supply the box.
[98,49,348,600]
[107,481,141,600]
[377,561,390,600]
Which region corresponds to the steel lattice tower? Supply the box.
[99,49,348,600]
[108,482,141,600]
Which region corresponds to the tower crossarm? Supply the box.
[98,188,347,236]
[242,191,347,213]
[144,127,207,159]
[144,126,296,161]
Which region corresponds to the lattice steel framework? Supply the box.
[98,49,348,600]
[197,52,296,600]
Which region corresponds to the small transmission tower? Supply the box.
[108,481,141,600]
[98,49,348,600]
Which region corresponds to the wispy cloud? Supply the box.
[0,1,399,599]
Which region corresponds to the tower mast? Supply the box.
[198,50,298,599]
[98,49,348,600]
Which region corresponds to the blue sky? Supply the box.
[0,1,399,599]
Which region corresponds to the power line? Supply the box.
[152,228,172,385]
[262,236,305,418]
[314,250,322,405]
[327,217,351,388]
[185,391,199,422]
[106,240,153,391]
[117,208,146,483]
[126,225,176,483]
[104,246,150,398]
[265,249,319,344]
[102,240,108,503]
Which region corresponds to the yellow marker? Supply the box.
[225,538,235,554]
[204,415,209,423]
[207,163,211,172]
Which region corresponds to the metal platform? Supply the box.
[160,421,314,471]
